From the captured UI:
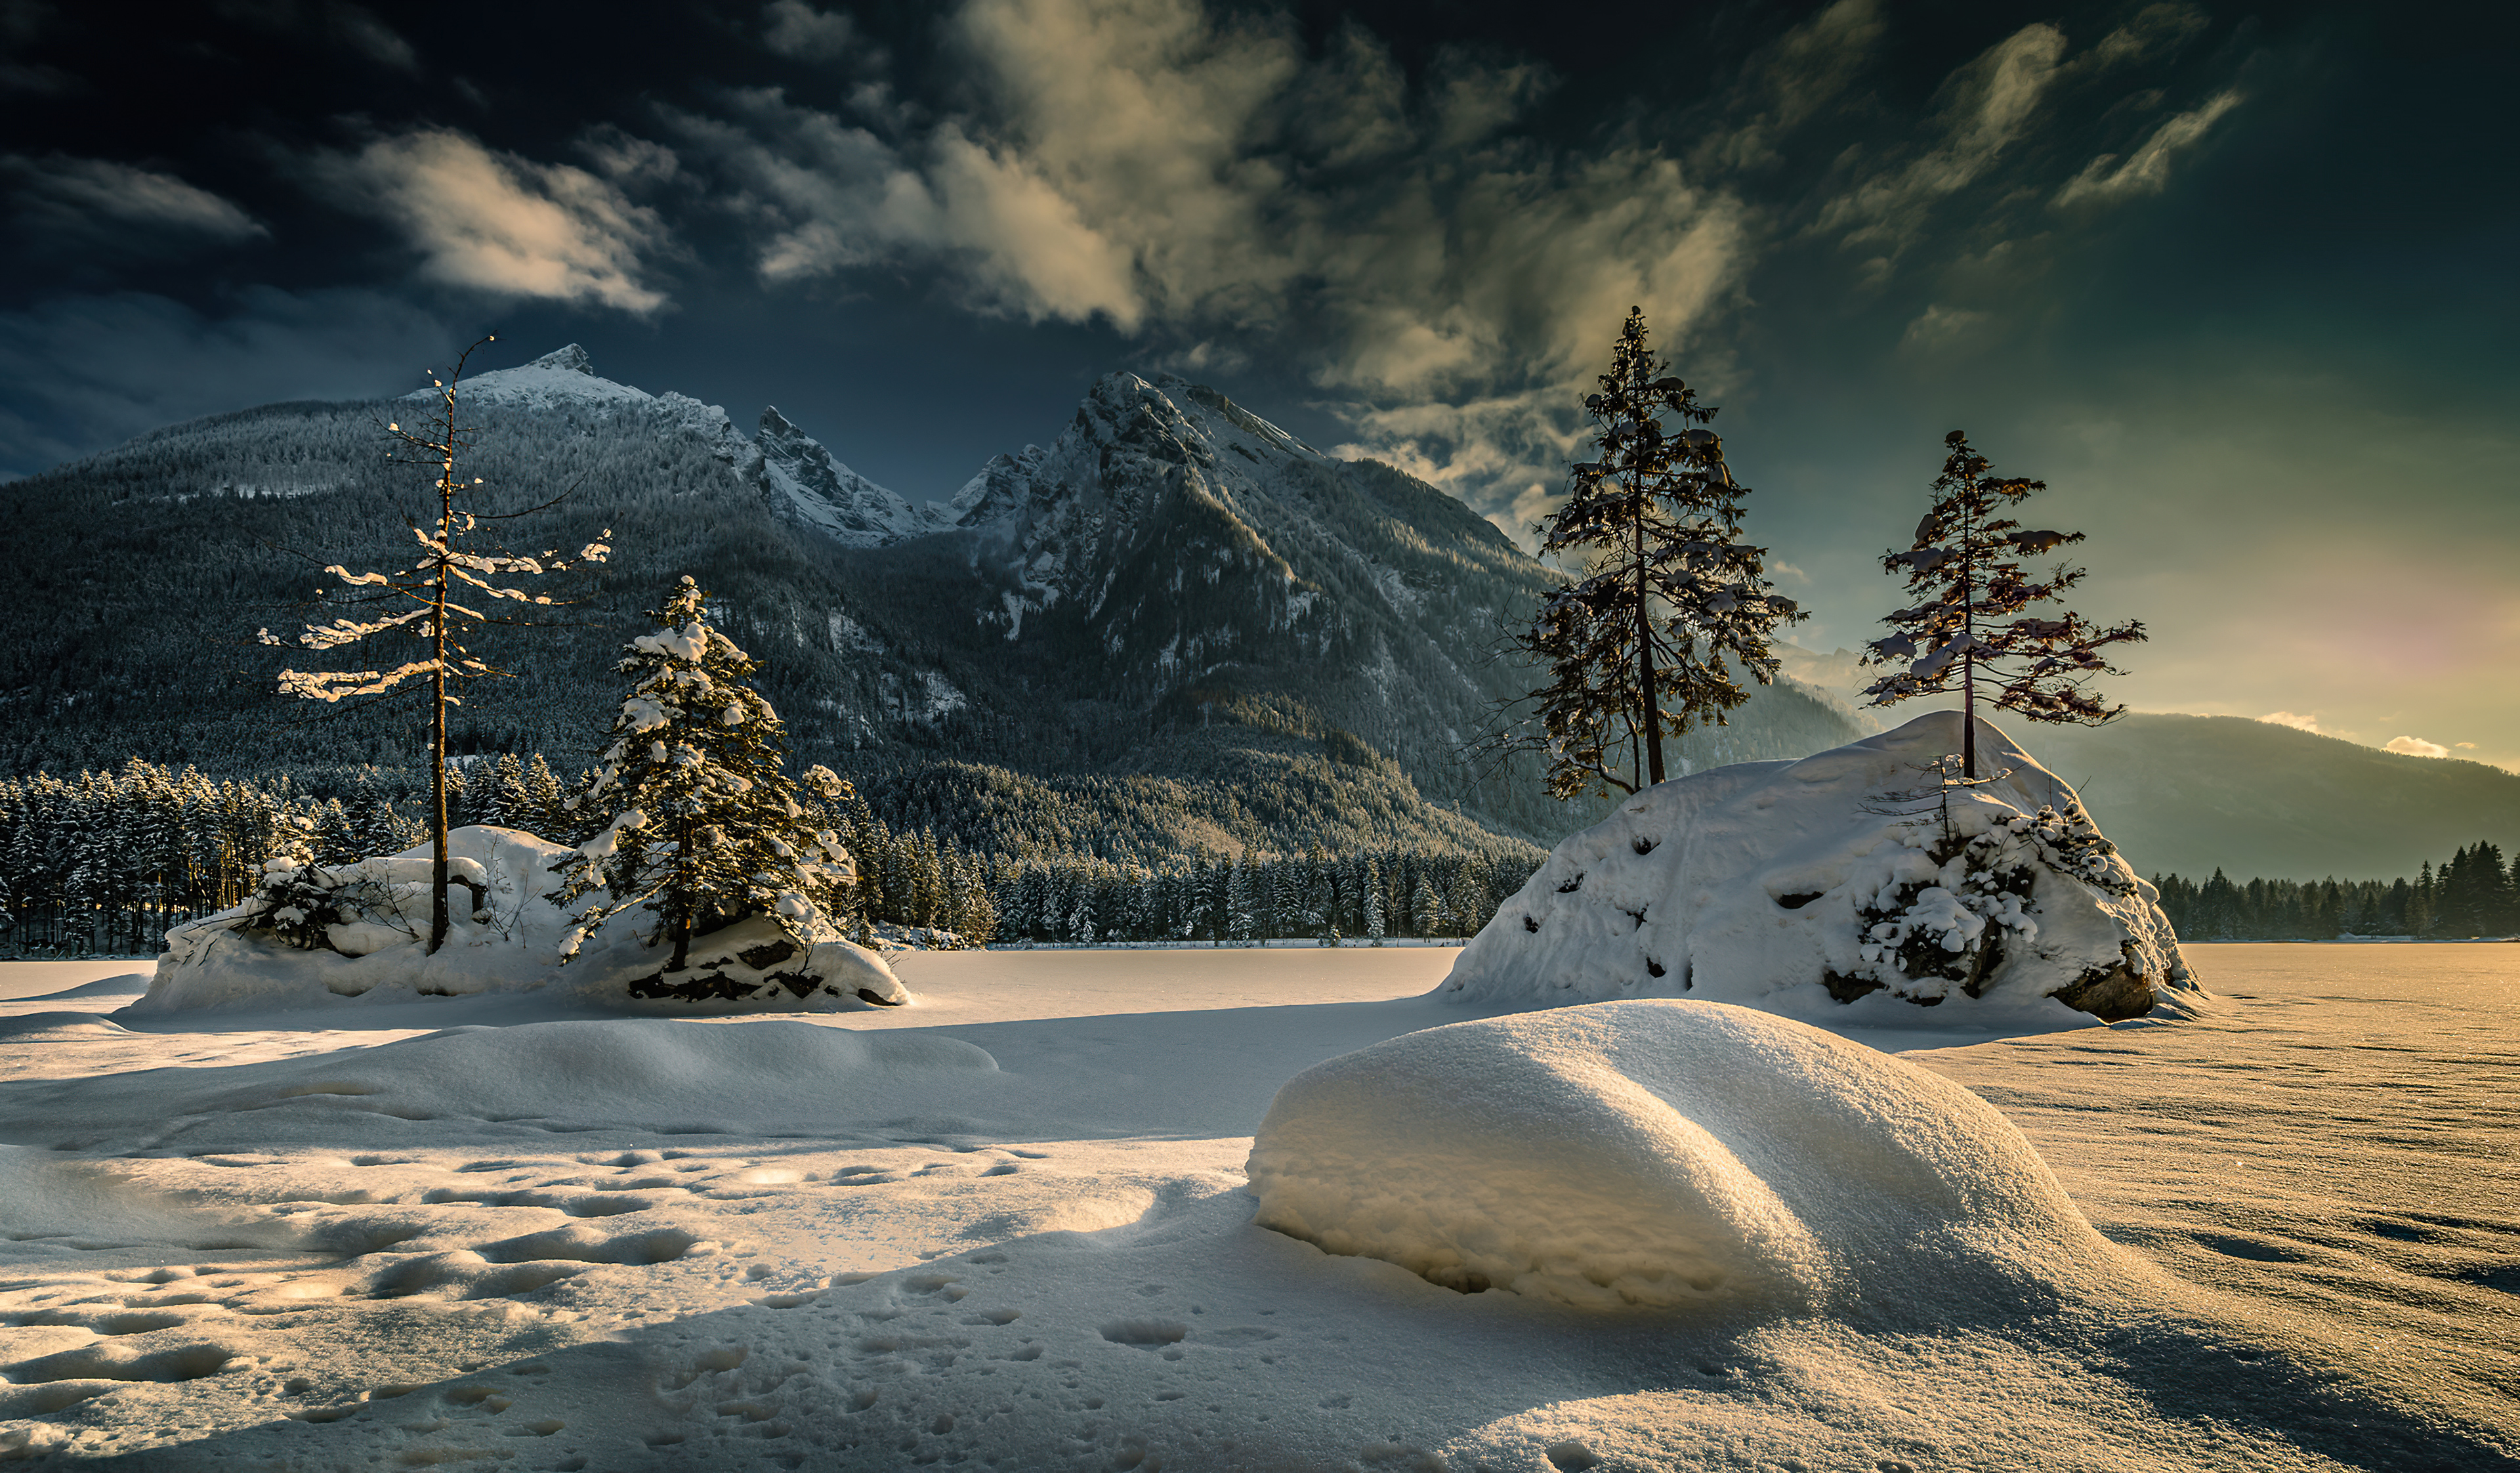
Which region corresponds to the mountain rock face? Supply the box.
[0,349,1860,859]
[755,405,955,546]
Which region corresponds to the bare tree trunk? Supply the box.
[1962,655,1976,780]
[1635,495,1666,787]
[668,813,693,971]
[1960,499,1978,780]
[427,480,452,954]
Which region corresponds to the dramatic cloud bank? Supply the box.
[640,0,2246,539]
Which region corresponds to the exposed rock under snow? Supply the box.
[1438,711,2196,1023]
[1248,1000,2108,1310]
[140,827,909,1014]
[756,405,954,546]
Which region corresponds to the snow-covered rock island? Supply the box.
[136,826,910,1015]
[1438,710,2198,1023]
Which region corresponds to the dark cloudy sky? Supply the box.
[4,0,2514,768]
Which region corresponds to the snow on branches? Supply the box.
[549,576,858,973]
[1860,431,2143,777]
[255,333,608,952]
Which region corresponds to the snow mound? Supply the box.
[1246,1000,2107,1310]
[140,827,909,1014]
[1439,711,2196,1023]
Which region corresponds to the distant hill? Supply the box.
[0,347,1858,861]
[2014,715,2520,882]
[1763,646,2519,882]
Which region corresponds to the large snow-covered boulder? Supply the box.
[1438,712,2196,1023]
[140,826,909,1014]
[1248,1000,2109,1311]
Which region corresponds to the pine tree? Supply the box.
[1860,431,2145,778]
[1412,876,1443,938]
[478,752,526,830]
[551,576,853,971]
[1493,308,1801,798]
[258,333,607,952]
[522,754,566,838]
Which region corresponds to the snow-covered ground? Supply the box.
[1,945,2513,1469]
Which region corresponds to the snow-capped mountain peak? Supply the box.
[416,343,656,410]
[755,405,951,547]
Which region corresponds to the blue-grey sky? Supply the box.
[3,0,2513,767]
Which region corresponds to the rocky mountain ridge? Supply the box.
[0,346,1860,859]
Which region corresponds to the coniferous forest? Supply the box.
[2149,849,2520,941]
[0,756,1536,956]
[12,751,2519,956]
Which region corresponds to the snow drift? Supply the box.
[1246,1000,2110,1310]
[1438,711,2196,1022]
[139,826,908,1014]
[182,1018,998,1136]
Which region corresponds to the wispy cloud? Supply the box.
[5,154,267,249]
[311,128,672,313]
[1815,22,2067,259]
[331,4,417,72]
[2258,710,2320,733]
[2054,90,2243,207]
[1900,303,1992,349]
[762,0,861,63]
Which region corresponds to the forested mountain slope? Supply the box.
[2029,715,2520,882]
[0,347,1858,859]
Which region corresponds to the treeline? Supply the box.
[982,847,1517,946]
[0,757,1532,955]
[2154,842,2520,940]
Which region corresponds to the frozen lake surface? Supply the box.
[0,944,2512,1469]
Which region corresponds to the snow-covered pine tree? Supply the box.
[1495,308,1803,798]
[259,335,606,952]
[550,576,854,972]
[1859,431,2146,778]
[478,753,524,830]
[522,754,565,839]
[1411,876,1442,939]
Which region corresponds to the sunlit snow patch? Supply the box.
[1440,710,2197,1023]
[1247,1000,2108,1310]
[140,826,908,1014]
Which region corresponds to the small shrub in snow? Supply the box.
[230,814,488,957]
[1834,759,2138,1004]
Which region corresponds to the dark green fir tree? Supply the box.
[551,576,856,971]
[1495,307,1801,798]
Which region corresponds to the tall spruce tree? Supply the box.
[259,335,608,952]
[551,576,854,971]
[1497,308,1801,798]
[1860,431,2146,778]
